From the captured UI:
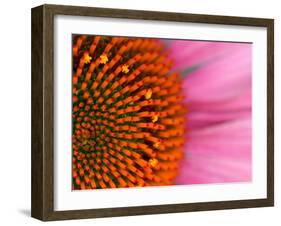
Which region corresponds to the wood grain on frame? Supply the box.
[31,4,274,221]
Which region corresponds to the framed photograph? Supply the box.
[31,4,274,221]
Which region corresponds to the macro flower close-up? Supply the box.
[71,35,252,190]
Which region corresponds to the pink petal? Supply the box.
[167,40,251,71]
[188,111,251,130]
[182,45,252,102]
[176,118,252,184]
[187,90,252,130]
[166,40,252,185]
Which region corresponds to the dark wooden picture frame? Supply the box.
[31,4,274,221]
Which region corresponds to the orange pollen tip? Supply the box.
[152,115,158,123]
[84,53,92,64]
[122,64,130,74]
[148,158,158,168]
[100,54,108,64]
[145,89,152,100]
[153,141,160,148]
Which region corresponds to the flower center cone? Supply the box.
[72,35,187,190]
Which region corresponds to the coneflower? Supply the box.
[72,35,187,190]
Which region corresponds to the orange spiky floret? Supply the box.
[72,35,187,190]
